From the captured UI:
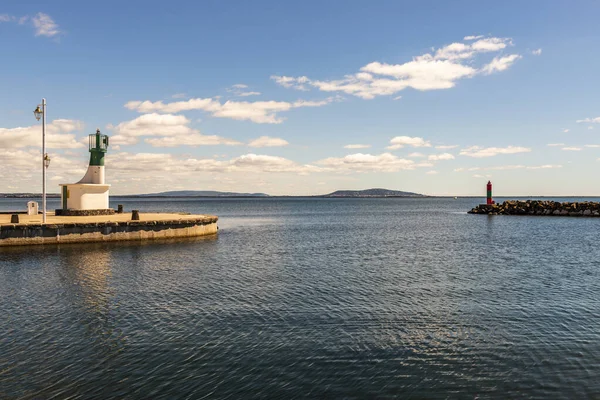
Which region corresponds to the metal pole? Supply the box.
[42,98,46,223]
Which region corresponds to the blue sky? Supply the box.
[1,1,600,195]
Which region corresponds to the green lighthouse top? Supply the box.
[88,129,109,166]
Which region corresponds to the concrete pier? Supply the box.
[0,212,218,246]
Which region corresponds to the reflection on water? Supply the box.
[218,217,282,230]
[2,198,600,398]
[59,246,123,350]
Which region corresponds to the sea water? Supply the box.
[1,197,600,398]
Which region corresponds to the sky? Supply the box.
[1,1,599,196]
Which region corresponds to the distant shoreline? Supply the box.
[4,194,600,199]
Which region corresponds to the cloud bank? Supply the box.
[272,36,521,99]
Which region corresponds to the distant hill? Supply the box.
[0,193,60,198]
[323,188,426,198]
[137,190,269,197]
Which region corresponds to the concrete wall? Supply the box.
[0,217,218,246]
[60,184,110,210]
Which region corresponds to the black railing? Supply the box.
[89,133,109,151]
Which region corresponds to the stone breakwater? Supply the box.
[469,200,600,216]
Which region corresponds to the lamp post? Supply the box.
[33,99,48,223]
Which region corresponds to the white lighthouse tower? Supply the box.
[58,129,113,215]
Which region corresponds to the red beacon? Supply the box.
[486,180,495,205]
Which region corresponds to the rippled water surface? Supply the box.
[2,197,600,399]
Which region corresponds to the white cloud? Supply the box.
[109,152,321,175]
[125,96,335,124]
[432,42,473,60]
[547,143,565,147]
[237,91,261,97]
[1,12,62,39]
[0,146,447,191]
[392,96,402,100]
[457,164,562,172]
[414,162,434,168]
[312,59,478,99]
[0,119,85,149]
[428,153,455,161]
[145,134,241,147]
[481,54,522,75]
[0,148,91,186]
[227,84,261,97]
[0,149,40,170]
[408,152,426,158]
[433,37,511,60]
[526,165,562,169]
[460,145,531,158]
[107,113,241,147]
[471,37,511,52]
[32,12,60,37]
[577,117,600,123]
[109,135,138,146]
[291,99,335,108]
[490,165,524,170]
[435,144,458,149]
[589,126,594,130]
[248,136,289,148]
[231,154,320,174]
[426,170,438,174]
[344,144,371,149]
[464,35,484,40]
[109,113,193,137]
[387,136,431,150]
[562,129,569,133]
[272,36,520,99]
[562,147,582,151]
[584,144,600,148]
[171,93,187,99]
[532,48,542,56]
[364,59,477,81]
[270,75,311,91]
[317,152,416,172]
[126,98,217,113]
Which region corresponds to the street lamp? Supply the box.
[33,98,47,223]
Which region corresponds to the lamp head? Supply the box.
[34,105,43,121]
[44,153,51,168]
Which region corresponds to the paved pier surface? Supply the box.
[0,212,210,226]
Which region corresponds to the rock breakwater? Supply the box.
[469,200,600,216]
